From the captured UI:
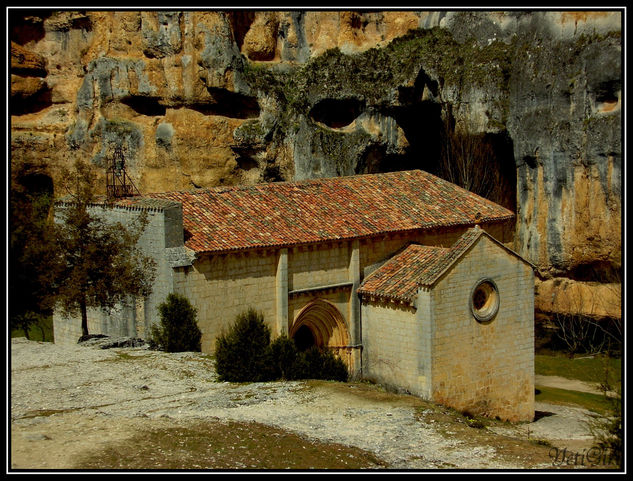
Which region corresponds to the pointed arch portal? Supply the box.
[289,299,350,351]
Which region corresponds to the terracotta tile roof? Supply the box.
[143,170,514,254]
[358,226,486,303]
[358,244,450,303]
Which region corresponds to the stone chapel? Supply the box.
[53,169,535,421]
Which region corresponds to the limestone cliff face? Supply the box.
[10,10,622,318]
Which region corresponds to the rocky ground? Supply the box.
[9,337,607,471]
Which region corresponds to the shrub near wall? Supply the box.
[150,293,202,352]
[215,309,348,383]
[215,308,276,382]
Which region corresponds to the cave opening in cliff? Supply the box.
[236,155,259,171]
[11,85,53,116]
[388,100,443,172]
[263,164,284,182]
[568,261,622,284]
[228,10,256,50]
[120,96,167,117]
[355,144,416,175]
[196,88,261,119]
[388,100,517,213]
[9,9,51,45]
[309,98,364,129]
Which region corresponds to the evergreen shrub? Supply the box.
[291,346,349,382]
[150,293,202,352]
[215,308,275,382]
[269,335,298,380]
[215,310,349,383]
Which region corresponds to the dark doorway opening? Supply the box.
[293,325,316,351]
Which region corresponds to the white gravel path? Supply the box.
[9,337,596,471]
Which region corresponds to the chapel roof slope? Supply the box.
[142,170,514,254]
[358,226,532,304]
[357,243,450,303]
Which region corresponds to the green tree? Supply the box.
[54,160,156,337]
[150,293,202,352]
[9,161,59,338]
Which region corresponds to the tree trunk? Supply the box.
[80,298,89,337]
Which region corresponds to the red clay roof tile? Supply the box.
[141,170,514,254]
[358,226,486,303]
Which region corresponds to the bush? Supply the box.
[268,336,348,382]
[215,308,275,382]
[292,346,348,382]
[215,311,349,383]
[150,293,202,352]
[270,335,298,380]
[317,348,349,382]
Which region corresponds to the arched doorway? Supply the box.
[293,324,317,351]
[289,299,350,351]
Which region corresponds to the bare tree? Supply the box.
[437,114,501,203]
[553,312,608,356]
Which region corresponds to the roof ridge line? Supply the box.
[145,170,424,197]
[416,227,486,288]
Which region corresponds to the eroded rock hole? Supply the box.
[9,10,50,45]
[480,131,517,212]
[568,261,622,283]
[293,325,316,352]
[523,155,538,169]
[22,172,53,194]
[595,80,620,105]
[263,165,284,182]
[384,100,517,212]
[397,69,438,105]
[388,101,443,170]
[11,85,52,115]
[196,88,261,119]
[355,145,413,174]
[120,96,167,117]
[236,156,258,171]
[228,10,256,50]
[309,98,364,129]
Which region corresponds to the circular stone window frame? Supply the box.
[470,278,500,323]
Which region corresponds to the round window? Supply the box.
[470,279,499,323]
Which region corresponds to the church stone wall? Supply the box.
[361,301,430,397]
[173,250,278,353]
[430,236,534,422]
[288,242,351,291]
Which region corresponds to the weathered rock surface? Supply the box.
[10,9,622,317]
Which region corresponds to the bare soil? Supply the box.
[9,337,614,471]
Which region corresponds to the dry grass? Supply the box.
[74,418,387,470]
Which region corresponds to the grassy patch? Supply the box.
[74,419,386,470]
[11,316,54,342]
[535,354,621,386]
[535,386,613,415]
[97,352,143,363]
